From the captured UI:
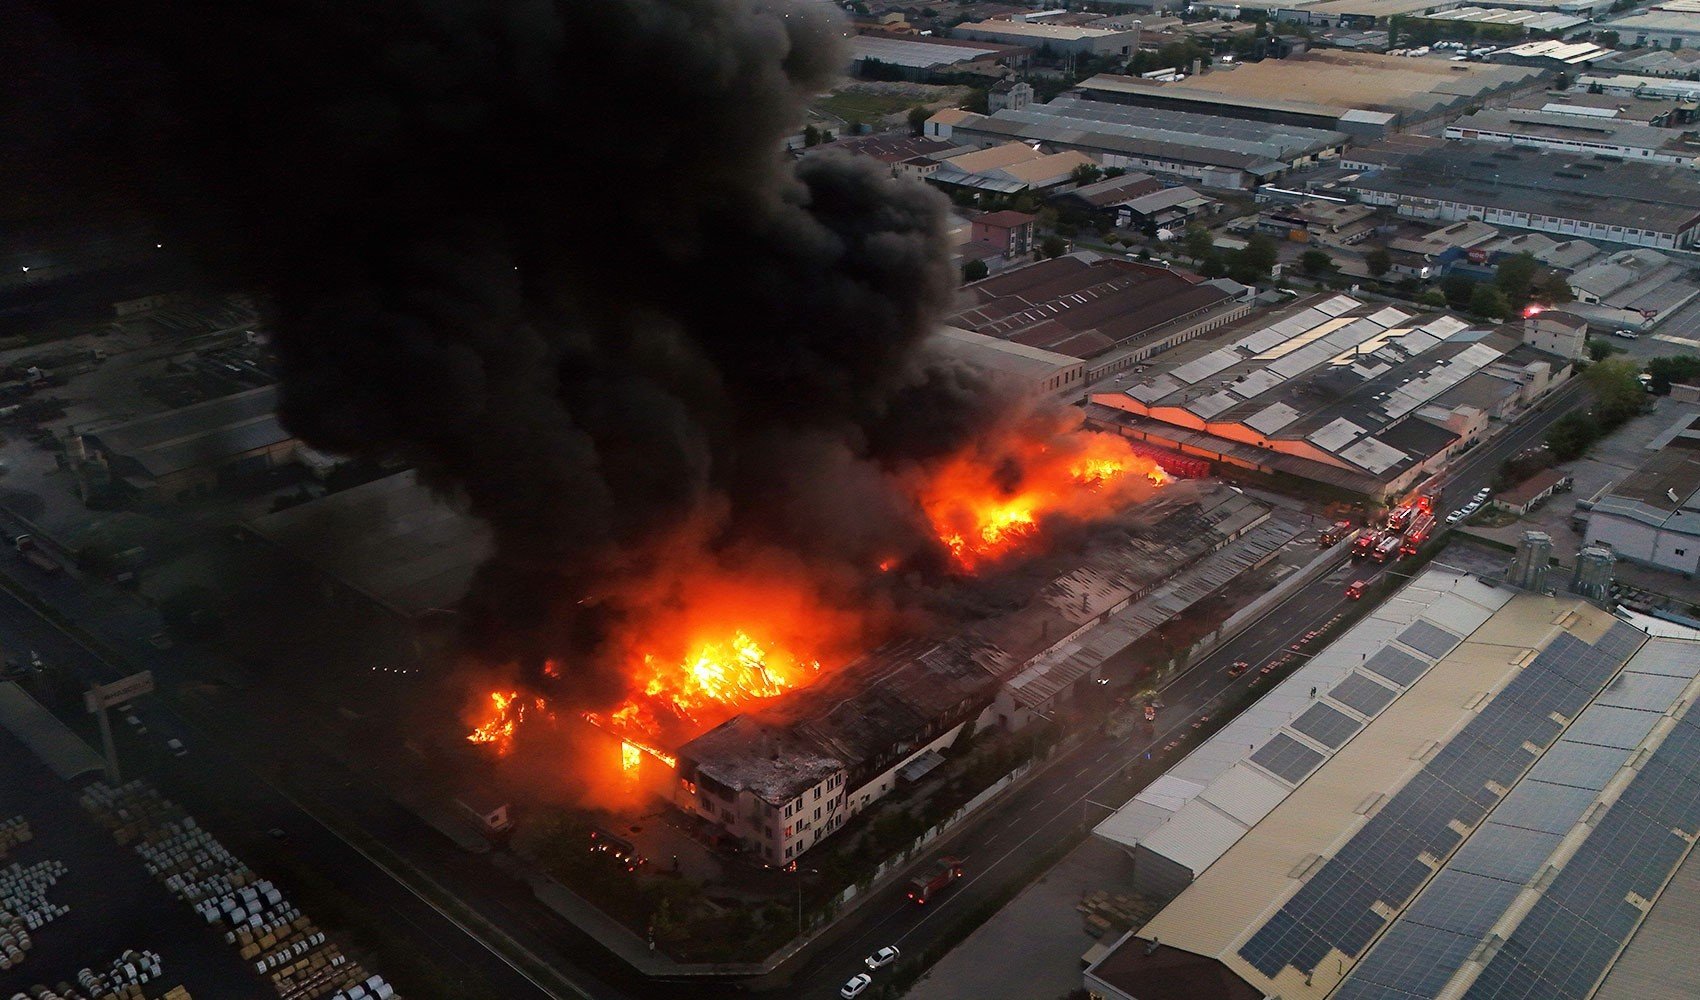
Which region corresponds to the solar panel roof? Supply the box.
[1330,672,1400,718]
[1523,740,1633,791]
[1560,704,1662,750]
[1290,702,1363,750]
[1250,732,1327,785]
[1363,646,1430,688]
[1399,619,1463,660]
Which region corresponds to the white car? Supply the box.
[1446,510,1466,525]
[1474,488,1492,503]
[866,945,901,970]
[1462,502,1481,515]
[841,972,873,998]
[167,738,187,757]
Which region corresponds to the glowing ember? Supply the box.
[467,690,546,756]
[620,741,641,773]
[614,629,821,733]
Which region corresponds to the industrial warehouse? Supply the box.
[1087,564,1700,1000]
[1086,295,1576,499]
[674,483,1311,865]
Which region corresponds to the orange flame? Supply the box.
[918,428,1169,570]
[467,690,547,756]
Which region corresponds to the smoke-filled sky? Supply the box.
[7,0,1023,690]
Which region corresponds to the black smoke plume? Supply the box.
[8,0,1002,686]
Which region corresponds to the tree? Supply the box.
[821,128,834,143]
[1418,289,1448,308]
[1647,355,1700,394]
[1532,270,1574,305]
[1470,283,1511,320]
[1494,252,1539,307]
[1300,249,1335,276]
[1182,224,1215,263]
[1586,338,1617,363]
[907,106,930,137]
[802,124,821,148]
[1070,163,1104,186]
[1585,357,1649,429]
[1596,29,1619,47]
[1365,247,1392,278]
[1238,233,1279,277]
[1104,166,1126,178]
[1546,411,1599,462]
[1040,235,1068,259]
[1442,272,1476,309]
[962,259,989,283]
[1199,254,1227,278]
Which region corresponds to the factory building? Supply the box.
[81,385,296,502]
[1348,144,1700,250]
[946,253,1254,382]
[677,484,1300,863]
[1599,0,1700,52]
[1578,411,1700,578]
[951,20,1142,57]
[1088,296,1571,499]
[938,97,1350,191]
[847,32,1027,79]
[1074,51,1549,135]
[1444,108,1700,167]
[1087,562,1700,1000]
[931,326,1085,395]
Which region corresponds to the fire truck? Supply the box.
[1386,506,1415,533]
[1400,512,1435,556]
[1352,530,1385,560]
[1372,535,1402,563]
[1320,520,1354,546]
[907,857,965,904]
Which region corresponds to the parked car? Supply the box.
[166,738,187,757]
[1474,488,1492,503]
[842,973,874,998]
[1612,329,1639,339]
[1346,580,1367,600]
[865,945,901,970]
[1227,660,1250,677]
[1446,510,1466,524]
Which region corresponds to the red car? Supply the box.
[1346,580,1368,600]
[1144,704,1158,722]
[1227,660,1250,677]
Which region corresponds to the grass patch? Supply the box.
[812,91,923,122]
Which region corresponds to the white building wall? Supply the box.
[1356,189,1700,250]
[1584,512,1663,566]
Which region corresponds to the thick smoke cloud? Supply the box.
[11,0,1000,681]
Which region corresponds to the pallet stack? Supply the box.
[0,817,32,860]
[79,782,400,1000]
[4,948,185,1000]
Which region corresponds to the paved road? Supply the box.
[774,375,1592,999]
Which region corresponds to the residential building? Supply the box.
[1495,467,1573,515]
[969,209,1036,257]
[987,78,1034,113]
[1518,310,1588,359]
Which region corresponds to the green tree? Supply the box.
[1182,224,1215,263]
[802,124,821,147]
[962,259,989,283]
[1533,270,1574,305]
[1040,235,1068,259]
[1647,355,1700,394]
[1104,166,1126,178]
[1070,163,1104,186]
[1442,272,1476,309]
[1546,411,1599,461]
[1596,29,1619,47]
[1470,283,1511,320]
[1418,289,1448,308]
[907,106,930,137]
[1494,252,1539,307]
[1586,338,1617,362]
[1365,247,1393,278]
[1236,233,1279,279]
[1586,357,1650,428]
[1199,253,1227,278]
[1300,249,1335,276]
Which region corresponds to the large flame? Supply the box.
[466,690,547,756]
[918,429,1169,570]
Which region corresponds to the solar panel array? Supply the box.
[1291,703,1363,751]
[1399,619,1464,660]
[1465,708,1700,1000]
[1238,623,1642,983]
[1334,623,1667,1000]
[1330,672,1400,718]
[1363,646,1430,688]
[1250,732,1327,785]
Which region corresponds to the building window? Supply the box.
[814,807,822,821]
[814,787,822,801]
[784,824,793,838]
[1678,548,1688,557]
[785,845,793,859]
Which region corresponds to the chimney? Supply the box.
[1191,57,1202,76]
[1145,937,1161,955]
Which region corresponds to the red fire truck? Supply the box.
[1400,512,1435,556]
[1372,535,1402,563]
[907,857,965,904]
[1386,506,1415,533]
[1320,520,1354,546]
[1353,530,1385,559]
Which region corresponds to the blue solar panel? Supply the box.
[1522,741,1631,791]
[1292,702,1362,750]
[1332,672,1400,717]
[1250,732,1326,784]
[1246,620,1646,988]
[1399,619,1462,659]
